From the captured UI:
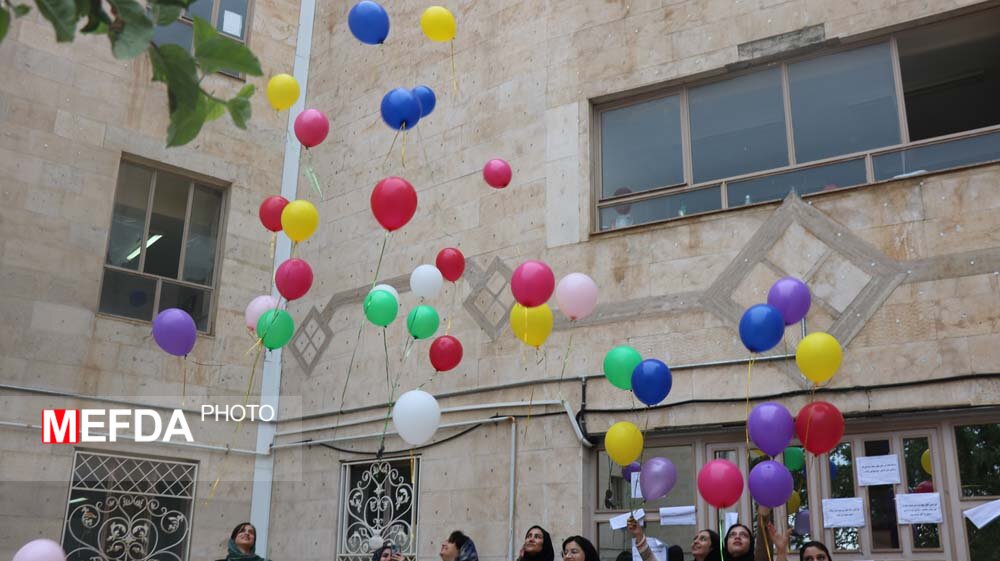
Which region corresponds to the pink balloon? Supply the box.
[483,159,512,188]
[697,459,744,508]
[555,272,598,320]
[245,295,279,330]
[294,109,329,148]
[510,260,555,308]
[13,540,66,561]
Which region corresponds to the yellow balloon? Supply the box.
[921,449,933,475]
[509,303,553,348]
[786,490,801,513]
[606,421,644,466]
[266,74,300,111]
[795,332,843,384]
[420,6,456,42]
[281,200,319,242]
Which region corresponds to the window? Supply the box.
[338,458,419,561]
[153,0,250,54]
[100,159,225,333]
[595,7,1000,232]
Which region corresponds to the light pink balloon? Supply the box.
[13,540,66,561]
[555,273,598,320]
[245,295,279,329]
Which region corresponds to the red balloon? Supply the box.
[915,480,934,493]
[697,459,744,508]
[510,260,555,307]
[371,176,418,231]
[483,158,512,188]
[436,248,465,282]
[275,258,314,300]
[429,335,463,372]
[294,109,329,148]
[259,196,289,232]
[795,401,845,455]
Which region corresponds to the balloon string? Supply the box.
[557,331,574,383]
[401,123,407,168]
[269,232,276,293]
[745,356,755,467]
[416,124,431,166]
[384,128,401,169]
[445,282,457,335]
[450,40,458,95]
[244,295,287,356]
[304,149,323,200]
[181,356,187,398]
[245,346,263,406]
[719,518,726,561]
[522,348,544,441]
[371,231,391,290]
[376,328,394,457]
[759,508,773,561]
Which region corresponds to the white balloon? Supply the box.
[409,264,443,299]
[392,389,441,445]
[371,283,399,302]
[13,540,66,561]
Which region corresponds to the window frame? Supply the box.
[155,0,255,79]
[337,456,421,561]
[97,155,229,335]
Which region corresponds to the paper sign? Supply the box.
[964,498,1000,529]
[822,498,866,528]
[631,472,643,499]
[724,512,739,534]
[222,10,243,36]
[856,454,901,486]
[632,537,666,561]
[610,509,646,530]
[659,506,697,526]
[896,492,943,524]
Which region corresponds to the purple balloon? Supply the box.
[748,402,795,457]
[152,308,197,356]
[622,461,641,482]
[767,277,811,325]
[639,457,677,501]
[794,508,811,535]
[749,460,794,507]
[13,540,66,561]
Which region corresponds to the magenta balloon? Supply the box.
[697,459,744,508]
[294,108,330,148]
[639,457,677,501]
[510,260,555,307]
[748,402,795,457]
[767,277,811,325]
[152,308,197,356]
[748,460,794,507]
[13,540,66,561]
[622,461,641,482]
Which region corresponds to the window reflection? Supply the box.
[828,442,860,552]
[864,440,900,550]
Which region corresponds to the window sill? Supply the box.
[95,312,216,339]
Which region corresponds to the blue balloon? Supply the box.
[738,304,785,353]
[348,1,390,45]
[412,85,436,117]
[380,88,422,130]
[631,359,672,406]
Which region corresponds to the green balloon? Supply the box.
[604,346,642,390]
[364,290,398,327]
[406,305,440,340]
[784,446,805,472]
[256,309,295,350]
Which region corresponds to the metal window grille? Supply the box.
[337,458,420,561]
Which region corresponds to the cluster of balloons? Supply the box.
[605,422,677,501]
[266,73,330,151]
[348,2,456,45]
[381,86,436,131]
[508,260,599,349]
[602,346,673,407]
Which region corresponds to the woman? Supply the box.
[217,522,268,561]
[517,526,554,561]
[439,530,479,561]
[798,542,831,561]
[723,524,755,561]
[561,536,599,561]
[372,542,407,561]
[627,517,720,561]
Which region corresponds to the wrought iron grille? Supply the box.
[338,458,419,561]
[61,451,197,561]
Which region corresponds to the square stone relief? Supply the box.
[767,221,829,279]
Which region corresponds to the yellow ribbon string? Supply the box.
[450,40,458,95]
[445,283,457,335]
[558,330,575,382]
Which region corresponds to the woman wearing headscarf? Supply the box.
[561,535,599,561]
[517,526,554,561]
[216,522,269,561]
[628,517,721,561]
[371,541,406,561]
[439,530,479,561]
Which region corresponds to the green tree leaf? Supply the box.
[191,16,261,76]
[205,97,226,121]
[77,0,109,34]
[151,3,181,25]
[105,0,153,59]
[0,8,10,44]
[167,93,209,147]
[14,4,32,17]
[35,0,77,42]
[148,44,199,110]
[151,0,196,6]
[227,85,254,129]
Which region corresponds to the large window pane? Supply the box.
[152,19,194,49]
[902,437,939,548]
[690,68,788,182]
[183,186,223,286]
[597,445,696,512]
[216,0,248,39]
[601,95,684,198]
[145,172,190,279]
[789,43,900,162]
[829,442,860,552]
[873,129,1000,181]
[955,423,1000,497]
[599,185,721,230]
[105,163,152,270]
[159,281,212,332]
[967,517,1000,561]
[186,0,213,21]
[99,269,156,321]
[864,440,900,550]
[727,158,866,208]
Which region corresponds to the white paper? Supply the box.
[856,454,901,486]
[222,10,243,36]
[632,537,666,561]
[822,498,866,528]
[631,472,643,499]
[896,492,943,524]
[659,506,697,526]
[724,512,739,534]
[964,498,1000,529]
[610,509,646,530]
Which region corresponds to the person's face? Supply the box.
[562,540,585,561]
[440,540,458,561]
[235,525,255,550]
[801,546,829,561]
[381,548,393,561]
[524,529,545,553]
[691,531,712,557]
[726,527,750,556]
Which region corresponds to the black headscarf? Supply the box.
[694,529,721,561]
[371,544,392,561]
[561,536,599,561]
[723,524,755,561]
[799,542,832,561]
[520,526,554,561]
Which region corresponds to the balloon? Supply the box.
[511,260,555,307]
[265,74,300,111]
[275,258,314,300]
[406,305,440,339]
[436,247,465,282]
[605,421,644,466]
[509,303,553,348]
[380,88,422,130]
[392,389,441,445]
[483,158,512,188]
[364,289,398,327]
[347,0,389,45]
[921,449,932,475]
[784,446,805,471]
[294,108,329,148]
[796,332,842,384]
[631,359,672,406]
[281,199,319,242]
[152,308,197,356]
[915,480,934,493]
[739,304,785,353]
[259,195,289,232]
[410,264,443,299]
[420,5,456,42]
[555,272,598,320]
[748,402,795,457]
[697,459,744,508]
[13,540,66,561]
[622,461,641,482]
[793,509,811,535]
[640,457,678,501]
[795,401,845,455]
[749,460,794,507]
[413,85,436,117]
[371,177,418,231]
[371,283,399,301]
[245,295,279,330]
[786,490,801,514]
[767,277,811,325]
[429,335,462,372]
[256,309,294,350]
[603,346,642,391]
